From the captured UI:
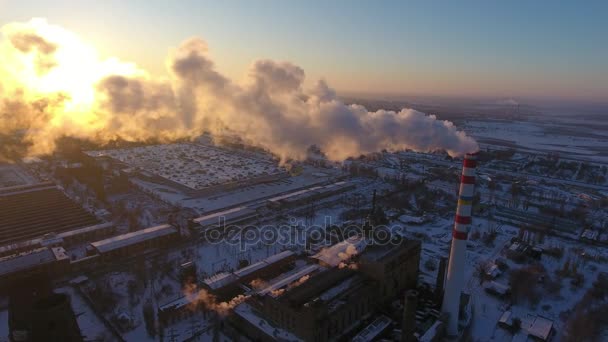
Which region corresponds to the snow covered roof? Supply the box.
[159,296,191,313]
[484,281,510,295]
[312,236,367,267]
[90,224,176,253]
[498,311,513,326]
[57,222,113,238]
[203,272,238,290]
[268,187,320,202]
[352,315,391,342]
[263,250,295,264]
[527,316,553,341]
[0,247,60,277]
[233,302,303,341]
[192,207,257,227]
[258,264,320,296]
[204,250,296,291]
[233,261,268,278]
[318,275,357,302]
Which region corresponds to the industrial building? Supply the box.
[267,181,355,209]
[85,143,289,196]
[88,224,178,260]
[0,183,101,247]
[190,207,259,238]
[0,247,70,285]
[0,223,115,258]
[228,237,421,342]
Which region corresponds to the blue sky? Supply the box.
[1,0,607,100]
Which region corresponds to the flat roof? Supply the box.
[233,261,268,279]
[234,250,295,278]
[192,207,257,226]
[312,236,367,267]
[263,250,295,264]
[233,302,302,341]
[57,222,113,239]
[527,316,553,340]
[91,224,175,253]
[0,247,59,277]
[258,264,320,296]
[203,272,238,290]
[159,296,191,313]
[352,315,391,342]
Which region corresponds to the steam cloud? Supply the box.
[183,282,248,316]
[0,19,478,162]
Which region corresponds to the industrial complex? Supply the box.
[0,130,607,342]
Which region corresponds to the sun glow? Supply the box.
[1,18,141,118]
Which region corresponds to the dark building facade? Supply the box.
[231,238,421,342]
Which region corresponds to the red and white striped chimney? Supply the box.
[442,152,478,336]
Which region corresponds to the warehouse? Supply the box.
[0,247,70,284]
[88,224,177,260]
[190,207,258,238]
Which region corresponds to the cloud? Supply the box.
[0,19,479,162]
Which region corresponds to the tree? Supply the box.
[143,301,157,337]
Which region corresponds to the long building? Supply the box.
[88,224,177,260]
[0,223,115,258]
[0,247,70,284]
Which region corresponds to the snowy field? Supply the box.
[464,117,608,162]
[86,143,284,190]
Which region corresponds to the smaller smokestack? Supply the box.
[435,257,447,301]
[402,290,418,342]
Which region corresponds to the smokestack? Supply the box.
[441,152,478,336]
[402,289,418,342]
[435,256,447,301]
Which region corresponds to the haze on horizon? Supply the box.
[1,0,606,103]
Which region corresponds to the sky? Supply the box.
[1,0,607,101]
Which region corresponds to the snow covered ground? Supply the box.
[464,118,608,162]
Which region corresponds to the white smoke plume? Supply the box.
[0,19,478,162]
[183,282,248,316]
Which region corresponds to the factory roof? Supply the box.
[90,224,175,253]
[268,187,321,202]
[57,222,113,238]
[203,272,238,290]
[263,250,295,264]
[526,316,553,341]
[233,261,269,279]
[311,236,367,267]
[258,264,320,296]
[203,250,296,291]
[159,296,191,313]
[361,238,419,262]
[0,247,65,277]
[233,302,303,342]
[318,274,358,302]
[352,315,392,342]
[192,207,257,226]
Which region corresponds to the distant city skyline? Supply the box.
[1,0,607,102]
